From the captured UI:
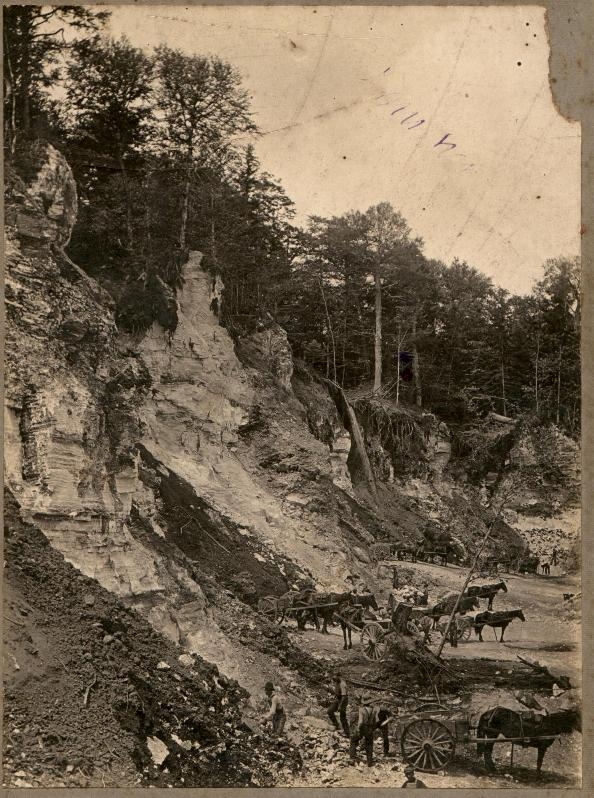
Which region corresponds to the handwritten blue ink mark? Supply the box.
[401,112,418,124]
[408,119,425,129]
[391,106,407,116]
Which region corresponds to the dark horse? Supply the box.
[477,706,581,772]
[466,580,508,610]
[336,593,380,649]
[296,591,353,634]
[429,594,479,628]
[474,609,525,641]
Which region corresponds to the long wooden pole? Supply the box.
[436,505,506,658]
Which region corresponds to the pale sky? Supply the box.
[105,5,581,295]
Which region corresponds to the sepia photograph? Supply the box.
[3,3,585,790]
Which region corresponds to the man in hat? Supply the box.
[263,681,286,736]
[401,764,427,787]
[327,672,350,736]
[349,693,378,767]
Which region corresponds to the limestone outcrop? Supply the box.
[4,143,378,686]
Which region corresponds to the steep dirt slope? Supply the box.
[2,490,303,788]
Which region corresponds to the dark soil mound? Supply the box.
[3,490,302,788]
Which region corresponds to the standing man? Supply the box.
[376,704,393,757]
[328,672,350,736]
[349,693,377,767]
[448,618,458,648]
[263,681,286,737]
[551,547,558,567]
[420,583,429,606]
[401,765,427,787]
[392,566,399,589]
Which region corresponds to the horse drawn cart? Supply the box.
[257,593,338,624]
[371,542,451,565]
[396,703,573,773]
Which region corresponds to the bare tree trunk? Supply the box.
[556,343,563,426]
[19,14,32,135]
[501,356,507,417]
[144,167,152,253]
[341,314,347,387]
[210,187,217,267]
[412,314,422,407]
[374,263,382,392]
[179,148,193,250]
[436,500,507,657]
[319,277,337,383]
[534,329,540,415]
[396,323,401,406]
[4,31,17,156]
[179,172,191,250]
[116,141,134,248]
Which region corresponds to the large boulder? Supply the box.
[8,142,78,247]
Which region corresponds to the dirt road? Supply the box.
[279,560,581,788]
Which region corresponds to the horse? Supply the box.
[296,591,354,634]
[336,592,380,649]
[466,580,508,610]
[277,588,316,628]
[428,594,479,628]
[477,705,581,772]
[474,608,525,642]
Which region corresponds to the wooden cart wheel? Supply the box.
[401,718,455,772]
[360,622,388,661]
[457,621,472,642]
[258,596,280,623]
[432,554,443,565]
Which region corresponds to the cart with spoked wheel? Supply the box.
[397,705,469,772]
[395,703,568,773]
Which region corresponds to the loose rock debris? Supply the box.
[2,492,302,788]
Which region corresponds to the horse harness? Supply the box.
[483,706,545,746]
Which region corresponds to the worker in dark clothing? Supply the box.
[448,618,458,648]
[263,681,286,736]
[392,566,399,589]
[349,693,377,766]
[328,672,350,736]
[551,547,558,567]
[376,705,393,756]
[401,765,427,787]
[420,583,429,606]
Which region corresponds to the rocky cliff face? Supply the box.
[4,144,385,692]
[5,144,577,699]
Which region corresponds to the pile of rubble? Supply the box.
[3,491,302,788]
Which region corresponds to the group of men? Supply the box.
[262,676,426,786]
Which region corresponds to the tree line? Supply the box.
[3,7,580,437]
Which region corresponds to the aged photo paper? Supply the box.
[3,1,591,793]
